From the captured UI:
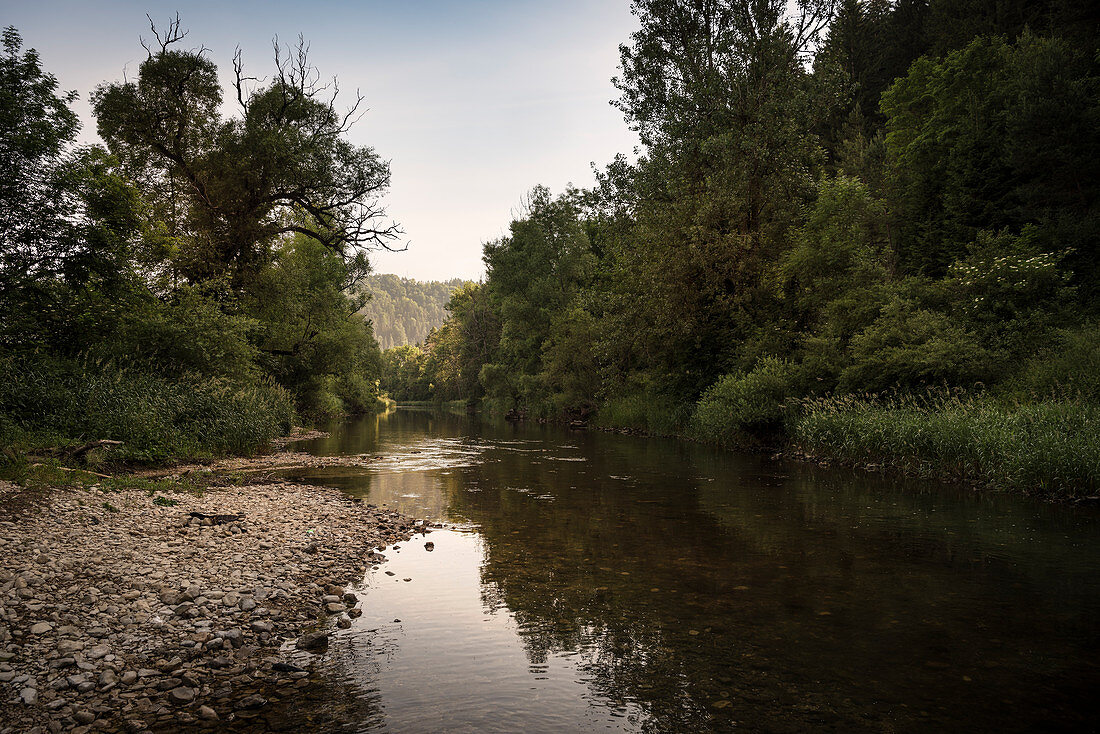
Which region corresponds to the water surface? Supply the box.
[289,408,1100,732]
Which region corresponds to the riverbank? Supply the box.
[0,477,425,733]
[583,392,1100,501]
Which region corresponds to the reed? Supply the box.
[793,391,1099,498]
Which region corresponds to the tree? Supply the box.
[0,27,147,355]
[93,16,400,287]
[882,33,1100,290]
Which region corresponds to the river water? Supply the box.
[285,407,1100,733]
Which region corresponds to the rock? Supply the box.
[272,662,305,673]
[198,705,218,721]
[324,602,345,614]
[250,620,273,633]
[169,686,196,703]
[20,687,37,705]
[336,614,352,629]
[342,592,358,605]
[239,597,256,612]
[73,711,96,725]
[120,671,138,685]
[98,669,117,687]
[424,542,435,551]
[237,694,267,709]
[86,643,110,660]
[295,631,329,651]
[347,608,363,618]
[29,622,52,634]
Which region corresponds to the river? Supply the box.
[282,407,1100,733]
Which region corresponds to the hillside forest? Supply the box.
[359,275,468,350]
[380,0,1100,497]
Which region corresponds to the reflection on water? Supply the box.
[290,408,1100,732]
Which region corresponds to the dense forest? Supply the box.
[359,274,468,349]
[0,20,398,462]
[383,0,1100,497]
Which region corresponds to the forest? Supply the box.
[359,274,468,350]
[383,0,1100,497]
[0,20,398,462]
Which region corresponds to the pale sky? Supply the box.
[3,0,640,281]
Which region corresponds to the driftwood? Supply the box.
[62,440,124,461]
[28,463,112,479]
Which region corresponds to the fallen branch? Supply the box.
[66,440,124,461]
[28,463,112,479]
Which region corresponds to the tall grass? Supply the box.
[593,391,690,435]
[0,358,296,463]
[793,391,1100,499]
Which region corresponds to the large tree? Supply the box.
[93,17,399,287]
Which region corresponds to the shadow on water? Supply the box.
[284,407,1100,732]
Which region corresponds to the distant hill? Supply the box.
[359,274,470,349]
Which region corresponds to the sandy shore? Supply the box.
[0,479,425,733]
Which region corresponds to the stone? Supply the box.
[342,592,358,605]
[238,597,256,612]
[30,622,52,634]
[120,671,138,685]
[237,694,267,710]
[324,602,345,614]
[86,644,110,660]
[295,631,329,651]
[169,686,195,703]
[73,711,96,725]
[20,687,37,705]
[198,705,218,721]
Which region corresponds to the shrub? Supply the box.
[0,357,295,462]
[840,300,991,392]
[689,358,805,447]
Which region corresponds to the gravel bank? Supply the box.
[0,480,425,733]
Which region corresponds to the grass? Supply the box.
[792,392,1100,499]
[593,392,690,436]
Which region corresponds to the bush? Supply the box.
[689,358,805,447]
[0,357,295,462]
[840,299,991,392]
[1005,322,1100,401]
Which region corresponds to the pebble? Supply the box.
[0,478,422,732]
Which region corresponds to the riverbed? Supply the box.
[287,407,1100,732]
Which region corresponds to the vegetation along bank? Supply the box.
[378,1,1100,500]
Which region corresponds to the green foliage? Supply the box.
[92,30,397,285]
[882,33,1100,288]
[0,358,295,462]
[689,358,806,447]
[359,274,469,349]
[840,297,991,393]
[794,393,1100,499]
[1006,323,1100,401]
[780,175,891,343]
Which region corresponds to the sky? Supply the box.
[3,0,641,281]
